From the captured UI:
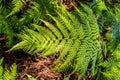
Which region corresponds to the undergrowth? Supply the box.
[0,0,120,80]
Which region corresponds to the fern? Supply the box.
[0,58,17,80]
[6,0,25,18]
[0,58,4,79]
[98,44,120,80]
[0,0,58,48]
[93,1,120,79]
[8,3,101,79]
[19,0,57,25]
[1,0,120,80]
[0,5,15,47]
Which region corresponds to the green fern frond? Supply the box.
[97,7,120,80]
[3,63,17,80]
[48,14,69,38]
[40,19,63,40]
[0,58,17,80]
[7,0,25,18]
[8,4,101,79]
[19,0,57,25]
[98,54,120,80]
[0,6,15,47]
[0,58,4,80]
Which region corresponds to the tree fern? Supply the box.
[8,3,101,79]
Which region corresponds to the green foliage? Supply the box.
[98,39,120,80]
[1,0,120,80]
[18,0,57,25]
[0,4,15,47]
[0,58,17,80]
[8,4,101,79]
[0,58,4,79]
[91,0,120,80]
[26,74,35,80]
[6,0,25,18]
[0,0,58,48]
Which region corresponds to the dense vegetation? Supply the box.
[0,0,120,80]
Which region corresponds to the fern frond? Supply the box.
[40,19,63,40]
[6,0,25,18]
[0,6,15,46]
[0,58,17,80]
[3,63,17,80]
[98,53,120,80]
[0,58,4,79]
[19,0,57,25]
[8,4,101,79]
[48,14,69,38]
[96,6,120,80]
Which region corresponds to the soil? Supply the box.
[1,50,96,80]
[1,51,63,80]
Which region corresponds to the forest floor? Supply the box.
[1,51,91,80]
[2,51,63,80]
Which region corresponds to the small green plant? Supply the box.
[0,58,17,80]
[26,74,36,80]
